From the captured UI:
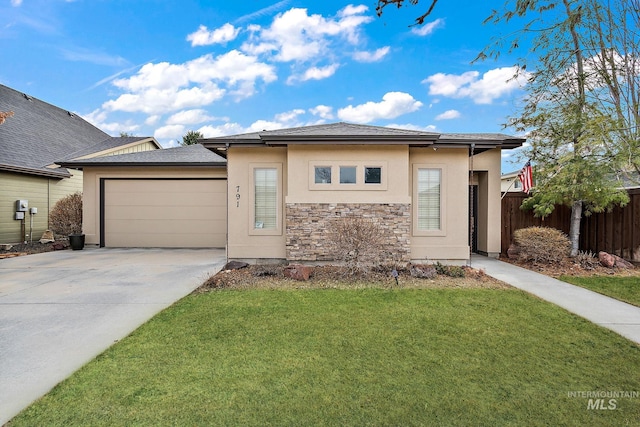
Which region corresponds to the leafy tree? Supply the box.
[181,130,204,146]
[119,131,135,137]
[478,0,630,256]
[0,111,14,125]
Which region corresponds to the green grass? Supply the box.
[560,275,640,307]
[10,288,640,426]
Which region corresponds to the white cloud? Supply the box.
[423,66,529,104]
[353,46,390,62]
[288,63,339,84]
[187,23,240,46]
[198,122,246,138]
[103,50,276,114]
[386,123,438,132]
[241,5,373,62]
[81,109,140,134]
[11,0,22,6]
[275,109,305,123]
[411,18,444,36]
[166,109,216,125]
[435,109,461,120]
[145,115,161,126]
[309,105,334,119]
[154,124,186,140]
[337,92,423,123]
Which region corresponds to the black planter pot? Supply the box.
[68,234,85,250]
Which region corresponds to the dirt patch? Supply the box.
[0,240,69,259]
[499,255,640,278]
[196,264,511,292]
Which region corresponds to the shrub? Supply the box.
[49,192,82,237]
[575,251,600,270]
[327,217,388,276]
[433,262,466,278]
[513,226,570,264]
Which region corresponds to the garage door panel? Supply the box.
[106,205,226,221]
[104,179,226,248]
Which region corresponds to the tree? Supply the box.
[0,111,14,125]
[376,0,439,26]
[119,131,135,137]
[478,0,631,256]
[181,130,204,146]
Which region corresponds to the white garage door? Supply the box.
[103,179,226,248]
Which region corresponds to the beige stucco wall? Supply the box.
[286,145,411,204]
[409,147,470,261]
[470,149,502,256]
[81,166,226,246]
[226,147,288,260]
[0,170,83,243]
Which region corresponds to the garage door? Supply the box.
[103,179,226,248]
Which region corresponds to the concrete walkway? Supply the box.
[471,255,640,345]
[0,247,225,425]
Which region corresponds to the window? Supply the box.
[254,168,277,229]
[340,166,357,184]
[364,167,382,184]
[417,168,441,231]
[315,166,332,184]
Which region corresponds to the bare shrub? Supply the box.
[513,226,570,264]
[575,250,600,270]
[327,217,389,276]
[49,192,83,237]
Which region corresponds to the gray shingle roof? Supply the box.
[64,136,160,160]
[57,144,226,168]
[201,122,525,149]
[0,84,148,178]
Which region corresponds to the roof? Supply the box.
[57,144,227,168]
[0,84,156,178]
[65,136,161,160]
[201,122,525,153]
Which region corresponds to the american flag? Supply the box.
[518,161,533,194]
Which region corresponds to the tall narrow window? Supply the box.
[417,169,441,230]
[254,168,277,229]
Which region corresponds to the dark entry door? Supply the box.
[469,185,478,253]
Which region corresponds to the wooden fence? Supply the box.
[501,188,640,261]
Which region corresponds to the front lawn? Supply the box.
[10,288,640,426]
[560,275,640,307]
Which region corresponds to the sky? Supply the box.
[1,0,534,172]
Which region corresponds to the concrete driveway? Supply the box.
[0,247,225,425]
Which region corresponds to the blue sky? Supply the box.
[1,0,532,172]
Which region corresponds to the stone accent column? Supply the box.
[286,203,411,262]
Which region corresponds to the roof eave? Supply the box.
[0,163,72,178]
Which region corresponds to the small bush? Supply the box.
[513,226,570,264]
[433,262,466,278]
[327,217,387,276]
[49,192,82,237]
[575,251,600,270]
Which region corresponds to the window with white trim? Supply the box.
[364,167,382,184]
[416,168,441,231]
[339,166,357,184]
[254,168,277,230]
[314,166,332,184]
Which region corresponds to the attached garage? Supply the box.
[102,179,226,248]
[57,144,228,249]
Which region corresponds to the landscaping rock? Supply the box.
[0,244,13,251]
[599,251,635,269]
[39,230,55,244]
[410,264,437,279]
[52,242,66,250]
[284,264,313,281]
[223,261,249,271]
[598,251,615,268]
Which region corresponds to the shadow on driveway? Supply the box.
[0,247,225,425]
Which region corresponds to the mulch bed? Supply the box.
[0,240,69,259]
[499,255,640,278]
[196,264,512,292]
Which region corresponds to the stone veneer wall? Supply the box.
[286,203,411,262]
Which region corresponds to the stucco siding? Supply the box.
[470,149,502,256]
[226,147,287,260]
[409,147,470,261]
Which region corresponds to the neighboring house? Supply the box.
[0,84,161,244]
[61,122,524,263]
[501,170,523,193]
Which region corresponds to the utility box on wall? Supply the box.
[16,200,28,212]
